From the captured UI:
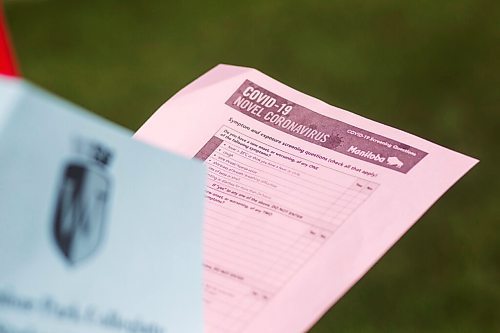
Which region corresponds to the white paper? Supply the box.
[135,64,478,333]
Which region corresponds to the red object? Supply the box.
[0,3,19,76]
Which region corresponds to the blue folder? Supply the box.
[0,76,205,333]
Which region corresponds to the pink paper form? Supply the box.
[134,65,478,333]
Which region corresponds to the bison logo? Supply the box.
[387,156,404,168]
[53,141,113,265]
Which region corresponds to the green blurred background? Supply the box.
[4,0,499,331]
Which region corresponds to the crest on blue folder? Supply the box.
[53,140,114,265]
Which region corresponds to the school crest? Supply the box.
[53,141,113,265]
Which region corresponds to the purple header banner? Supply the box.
[225,80,427,173]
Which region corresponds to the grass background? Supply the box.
[4,0,499,331]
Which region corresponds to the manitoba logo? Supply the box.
[387,156,404,168]
[52,140,114,265]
